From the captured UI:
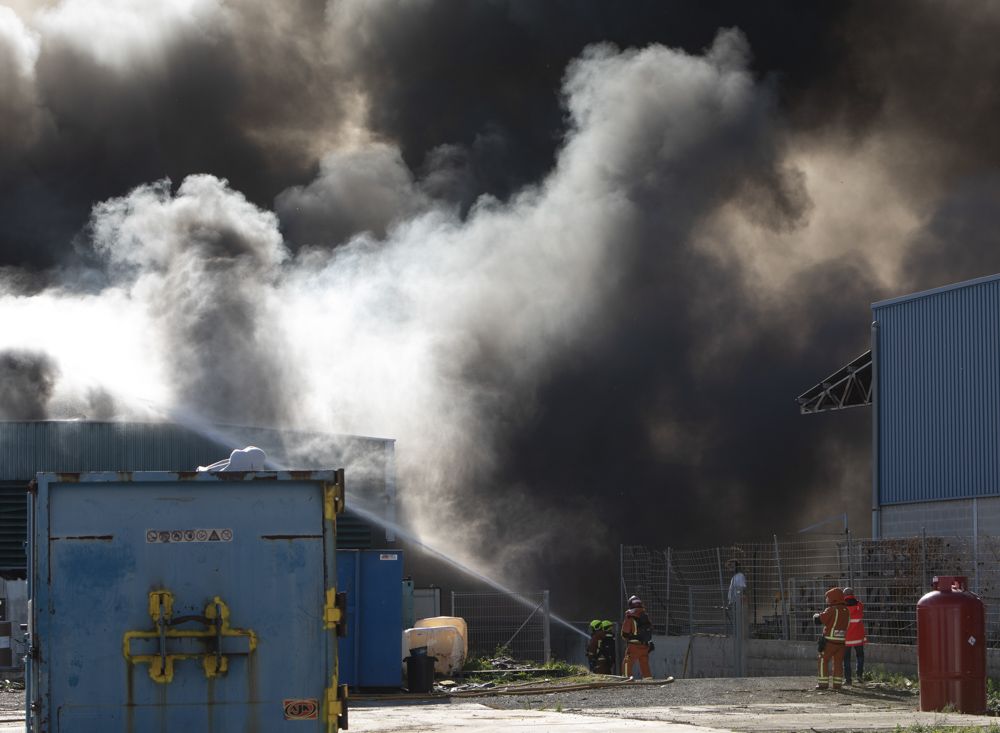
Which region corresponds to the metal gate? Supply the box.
[451,590,550,663]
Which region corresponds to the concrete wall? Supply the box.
[880,496,1000,537]
[747,639,917,678]
[648,634,736,679]
[648,636,1000,680]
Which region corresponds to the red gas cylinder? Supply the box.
[916,575,986,714]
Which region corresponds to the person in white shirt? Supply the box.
[728,561,748,607]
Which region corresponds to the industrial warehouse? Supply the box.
[3,2,1000,731]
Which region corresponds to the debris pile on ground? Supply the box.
[476,654,531,671]
[435,679,496,693]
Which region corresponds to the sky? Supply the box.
[2,0,1000,610]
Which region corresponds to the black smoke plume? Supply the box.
[3,1,1000,616]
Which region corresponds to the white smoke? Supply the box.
[34,0,227,73]
[0,5,44,157]
[0,29,779,574]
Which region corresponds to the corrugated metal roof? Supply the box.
[874,276,1000,504]
[0,421,394,479]
[0,422,394,569]
[872,272,1000,309]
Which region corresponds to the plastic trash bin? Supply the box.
[405,646,436,693]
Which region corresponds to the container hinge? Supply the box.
[324,475,346,519]
[324,682,348,730]
[324,590,348,637]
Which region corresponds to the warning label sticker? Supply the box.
[283,699,319,720]
[379,553,398,561]
[147,529,234,543]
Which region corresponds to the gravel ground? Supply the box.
[0,677,928,727]
[0,690,23,718]
[478,676,920,711]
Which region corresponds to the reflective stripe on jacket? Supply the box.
[621,610,652,644]
[819,605,849,642]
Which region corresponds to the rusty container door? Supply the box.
[917,575,986,714]
[27,470,347,733]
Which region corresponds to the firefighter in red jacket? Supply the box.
[843,587,866,685]
[621,596,653,679]
[812,586,849,690]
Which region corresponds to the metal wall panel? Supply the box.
[875,275,1000,504]
[336,549,404,688]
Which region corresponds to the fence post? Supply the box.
[973,498,980,594]
[542,590,551,663]
[846,528,854,587]
[665,547,672,636]
[921,527,927,590]
[688,586,694,636]
[620,544,626,621]
[716,547,726,608]
[733,590,745,677]
[773,534,788,641]
[451,590,455,618]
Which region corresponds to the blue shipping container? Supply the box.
[337,549,403,688]
[27,470,349,732]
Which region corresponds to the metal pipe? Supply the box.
[871,320,881,538]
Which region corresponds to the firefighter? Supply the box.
[597,620,616,674]
[812,586,849,690]
[621,596,653,679]
[585,620,603,672]
[843,587,866,685]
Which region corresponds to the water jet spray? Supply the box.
[164,406,589,641]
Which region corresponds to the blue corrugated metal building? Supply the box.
[800,273,1000,538]
[872,274,1000,538]
[0,421,398,575]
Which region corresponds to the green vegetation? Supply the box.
[460,648,589,684]
[988,677,1000,716]
[865,665,918,689]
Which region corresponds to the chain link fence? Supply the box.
[622,533,1000,646]
[451,590,551,663]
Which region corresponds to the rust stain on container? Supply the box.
[125,662,135,733]
[247,654,260,733]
